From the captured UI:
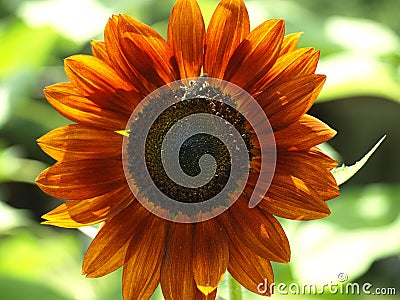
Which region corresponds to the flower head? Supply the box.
[37,0,339,299]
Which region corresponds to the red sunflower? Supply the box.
[36,0,340,299]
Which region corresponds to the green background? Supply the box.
[0,0,399,299]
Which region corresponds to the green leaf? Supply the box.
[332,136,386,185]
[115,129,130,137]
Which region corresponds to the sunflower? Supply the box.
[36,0,340,299]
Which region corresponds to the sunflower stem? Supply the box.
[228,273,243,300]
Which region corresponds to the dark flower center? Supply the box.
[125,82,254,206]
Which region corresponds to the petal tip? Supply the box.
[272,18,285,29]
[197,285,217,296]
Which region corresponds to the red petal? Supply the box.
[104,16,136,87]
[227,236,274,296]
[37,124,122,161]
[168,0,205,78]
[64,184,134,224]
[161,223,199,300]
[308,146,339,169]
[36,159,125,200]
[224,19,284,92]
[91,40,111,65]
[44,83,128,131]
[193,219,228,295]
[105,15,179,95]
[258,48,320,91]
[41,203,91,228]
[123,215,169,300]
[255,175,330,220]
[256,74,326,130]
[280,32,302,55]
[64,54,140,112]
[82,202,149,277]
[274,114,337,151]
[276,150,339,201]
[204,0,250,78]
[250,148,338,220]
[219,197,290,263]
[247,147,338,220]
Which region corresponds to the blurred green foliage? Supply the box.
[0,0,399,299]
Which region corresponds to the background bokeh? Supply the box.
[0,0,399,299]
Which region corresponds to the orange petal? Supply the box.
[251,156,333,220]
[227,236,274,296]
[308,146,339,169]
[106,15,178,95]
[219,197,290,263]
[161,223,198,300]
[258,48,320,92]
[168,0,205,78]
[44,82,128,131]
[91,40,111,65]
[277,150,339,201]
[83,202,149,277]
[65,185,134,224]
[36,159,124,200]
[204,0,250,78]
[119,15,179,86]
[193,219,228,296]
[275,114,337,151]
[64,54,140,112]
[255,178,330,220]
[256,74,326,130]
[104,16,139,92]
[224,19,284,91]
[123,215,169,300]
[104,16,136,87]
[37,124,122,162]
[41,203,91,228]
[280,32,302,55]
